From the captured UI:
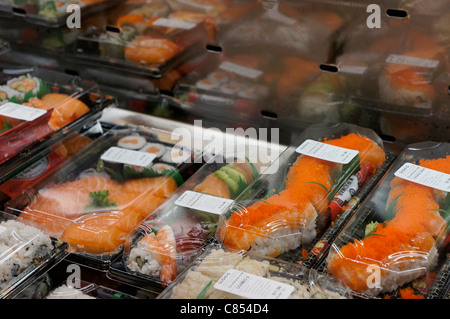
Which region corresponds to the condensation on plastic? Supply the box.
[156,242,353,299]
[0,211,68,299]
[216,122,387,264]
[3,125,204,269]
[0,0,125,28]
[0,66,107,167]
[117,153,273,288]
[323,141,450,299]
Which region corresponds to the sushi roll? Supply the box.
[151,163,177,174]
[206,70,229,86]
[219,81,241,96]
[127,225,178,285]
[326,155,450,297]
[218,133,386,259]
[117,135,147,150]
[195,78,218,91]
[161,147,191,164]
[193,158,260,199]
[0,219,54,292]
[6,74,41,100]
[139,143,167,158]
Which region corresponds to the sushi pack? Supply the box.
[157,242,352,299]
[0,211,67,299]
[4,125,205,270]
[316,141,450,299]
[0,66,109,168]
[0,0,124,27]
[67,0,213,79]
[216,123,389,265]
[108,155,268,291]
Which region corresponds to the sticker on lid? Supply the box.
[101,147,156,167]
[0,102,47,122]
[214,269,295,299]
[386,54,440,68]
[394,162,450,192]
[296,139,359,164]
[339,65,368,75]
[175,191,234,215]
[152,17,196,30]
[219,62,263,79]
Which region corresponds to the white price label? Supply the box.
[0,102,47,122]
[339,65,368,75]
[175,191,234,215]
[101,147,156,167]
[296,139,359,164]
[153,17,196,30]
[394,163,450,192]
[219,62,263,79]
[386,54,439,68]
[214,269,295,299]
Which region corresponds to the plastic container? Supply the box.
[66,1,210,79]
[216,122,390,265]
[0,211,68,299]
[0,66,111,167]
[334,15,450,144]
[320,141,450,299]
[109,154,270,291]
[0,120,107,204]
[157,242,352,299]
[3,125,204,270]
[0,0,125,28]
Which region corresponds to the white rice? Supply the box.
[117,135,147,150]
[45,284,96,299]
[0,219,54,291]
[168,248,347,299]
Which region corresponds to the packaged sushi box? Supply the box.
[66,0,212,79]
[2,124,206,270]
[0,0,125,28]
[216,122,391,266]
[156,242,353,299]
[108,154,269,291]
[315,141,450,299]
[0,66,113,168]
[0,211,68,299]
[0,120,107,205]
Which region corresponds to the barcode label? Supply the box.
[394,163,450,192]
[175,191,234,215]
[296,139,359,164]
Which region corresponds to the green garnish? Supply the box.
[196,279,213,299]
[84,190,117,213]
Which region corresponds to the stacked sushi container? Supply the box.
[2,124,208,271]
[312,140,450,299]
[0,211,68,299]
[0,0,125,28]
[0,66,113,175]
[108,150,273,292]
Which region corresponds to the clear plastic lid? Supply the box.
[0,66,108,166]
[216,122,387,264]
[43,281,137,299]
[68,0,211,79]
[0,121,104,200]
[0,211,67,299]
[119,154,270,288]
[157,242,352,299]
[324,141,450,299]
[3,125,204,268]
[0,0,125,28]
